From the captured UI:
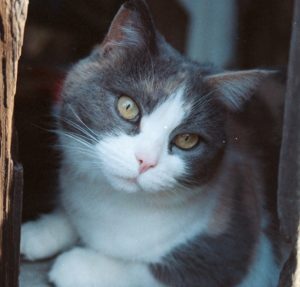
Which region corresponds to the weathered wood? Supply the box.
[0,1,28,287]
[278,0,300,286]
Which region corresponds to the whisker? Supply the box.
[60,118,99,144]
[68,105,99,139]
[55,130,97,151]
[54,144,97,156]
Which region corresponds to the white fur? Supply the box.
[48,247,164,287]
[237,234,280,287]
[60,175,217,263]
[21,210,77,260]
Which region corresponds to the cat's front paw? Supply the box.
[48,248,102,287]
[21,221,55,261]
[48,247,162,287]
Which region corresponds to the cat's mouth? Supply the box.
[111,173,169,194]
[118,176,138,185]
[112,175,142,192]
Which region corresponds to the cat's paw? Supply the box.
[48,247,162,287]
[21,221,56,261]
[48,248,102,287]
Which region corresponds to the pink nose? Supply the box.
[136,156,157,174]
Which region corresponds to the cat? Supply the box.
[20,0,284,286]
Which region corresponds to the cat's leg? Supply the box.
[21,209,78,260]
[48,247,164,287]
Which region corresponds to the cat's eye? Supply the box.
[173,133,200,150]
[117,96,140,121]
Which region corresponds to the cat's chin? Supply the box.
[106,174,169,194]
[107,175,142,194]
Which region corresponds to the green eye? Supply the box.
[117,96,139,120]
[174,133,199,150]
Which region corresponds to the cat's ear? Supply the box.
[100,0,157,55]
[203,69,276,111]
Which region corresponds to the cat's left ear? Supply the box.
[100,0,157,55]
[203,69,277,111]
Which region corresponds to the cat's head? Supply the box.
[57,0,273,194]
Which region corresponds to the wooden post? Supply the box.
[278,0,300,286]
[0,1,28,287]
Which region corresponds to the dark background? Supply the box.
[16,0,294,221]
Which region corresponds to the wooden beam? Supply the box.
[0,1,28,287]
[278,0,300,286]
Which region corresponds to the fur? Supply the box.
[21,1,283,286]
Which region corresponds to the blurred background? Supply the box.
[16,0,294,221]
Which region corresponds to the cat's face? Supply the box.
[94,86,226,194]
[57,0,272,194]
[59,56,225,194]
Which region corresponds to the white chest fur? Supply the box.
[60,174,217,263]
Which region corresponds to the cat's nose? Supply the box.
[136,155,157,174]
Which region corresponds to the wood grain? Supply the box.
[0,1,28,287]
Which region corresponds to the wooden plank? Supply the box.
[0,1,28,287]
[277,0,300,286]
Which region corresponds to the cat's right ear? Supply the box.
[203,69,277,111]
[100,0,157,56]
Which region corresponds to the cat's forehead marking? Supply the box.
[140,86,189,134]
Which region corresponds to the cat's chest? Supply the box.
[61,178,215,263]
